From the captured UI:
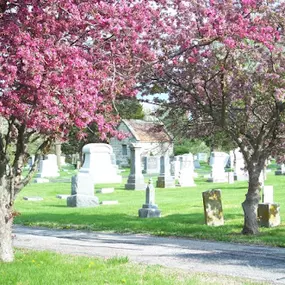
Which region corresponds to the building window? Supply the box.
[122,145,127,156]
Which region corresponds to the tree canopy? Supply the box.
[141,0,285,234]
[0,0,165,262]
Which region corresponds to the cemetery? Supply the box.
[14,150,285,247]
[2,1,285,284]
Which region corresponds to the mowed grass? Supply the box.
[0,249,266,285]
[14,166,285,247]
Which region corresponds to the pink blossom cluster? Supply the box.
[0,0,166,140]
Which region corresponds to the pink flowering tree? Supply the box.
[142,0,285,234]
[0,0,165,262]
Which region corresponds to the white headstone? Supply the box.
[197,153,208,162]
[234,149,248,181]
[79,143,122,184]
[263,186,274,204]
[208,152,227,183]
[143,156,160,174]
[178,154,196,187]
[171,156,181,179]
[37,154,59,178]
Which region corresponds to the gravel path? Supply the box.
[13,226,285,284]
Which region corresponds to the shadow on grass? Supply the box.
[15,210,245,240]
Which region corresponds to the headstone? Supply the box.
[207,152,227,183]
[60,156,67,166]
[156,155,175,188]
[227,151,234,169]
[100,200,119,205]
[171,156,181,179]
[139,179,161,218]
[23,196,43,201]
[262,186,274,204]
[258,203,281,227]
[97,188,114,194]
[202,189,224,226]
[37,154,60,178]
[275,164,285,175]
[178,154,196,187]
[67,173,99,207]
[194,160,200,169]
[143,156,160,174]
[28,155,35,168]
[234,149,248,181]
[197,153,208,162]
[209,152,229,167]
[79,143,122,184]
[125,143,146,190]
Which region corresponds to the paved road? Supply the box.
[13,226,285,284]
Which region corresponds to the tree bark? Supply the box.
[0,176,14,262]
[241,167,262,235]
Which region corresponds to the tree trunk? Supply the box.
[0,176,14,262]
[241,167,262,235]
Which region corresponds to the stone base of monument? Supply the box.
[156,176,175,188]
[125,175,146,190]
[67,194,99,207]
[139,204,161,218]
[258,203,280,227]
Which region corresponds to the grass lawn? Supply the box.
[14,165,285,247]
[0,249,266,285]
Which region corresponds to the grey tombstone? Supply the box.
[275,164,285,175]
[67,173,99,207]
[194,160,200,169]
[125,143,146,190]
[202,189,224,226]
[139,179,161,218]
[156,155,175,188]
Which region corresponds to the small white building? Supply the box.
[110,119,173,166]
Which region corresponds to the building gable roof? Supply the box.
[122,119,172,143]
